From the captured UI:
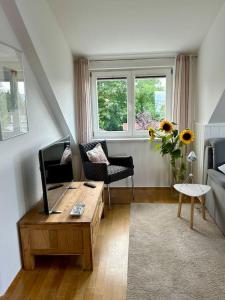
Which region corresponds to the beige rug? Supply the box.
[127,203,225,300]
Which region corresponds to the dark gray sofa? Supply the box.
[205,138,225,235]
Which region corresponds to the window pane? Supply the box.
[0,81,28,139]
[135,77,166,130]
[97,78,128,131]
[0,82,11,134]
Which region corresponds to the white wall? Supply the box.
[196,2,225,124]
[14,0,76,139]
[195,3,225,183]
[0,5,62,295]
[107,140,170,187]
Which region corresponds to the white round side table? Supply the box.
[174,184,211,229]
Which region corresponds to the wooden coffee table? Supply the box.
[19,181,104,271]
[174,183,211,229]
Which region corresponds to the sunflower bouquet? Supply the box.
[148,120,195,183]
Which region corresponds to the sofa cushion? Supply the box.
[107,165,133,183]
[207,169,225,188]
[86,143,110,165]
[218,163,225,175]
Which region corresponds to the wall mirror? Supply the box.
[0,42,28,140]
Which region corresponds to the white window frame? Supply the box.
[91,68,173,139]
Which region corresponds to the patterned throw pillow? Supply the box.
[218,163,225,174]
[86,143,110,165]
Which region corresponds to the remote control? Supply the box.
[48,184,64,191]
[70,203,85,216]
[84,182,96,188]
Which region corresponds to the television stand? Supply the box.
[19,181,104,271]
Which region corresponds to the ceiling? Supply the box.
[47,0,225,57]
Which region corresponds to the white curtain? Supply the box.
[173,54,190,131]
[75,58,92,179]
[75,58,92,144]
[189,56,197,130]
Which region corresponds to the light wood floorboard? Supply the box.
[3,192,183,300]
[104,187,192,204]
[3,205,130,300]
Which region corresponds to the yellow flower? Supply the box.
[148,127,155,139]
[179,129,195,144]
[159,120,173,133]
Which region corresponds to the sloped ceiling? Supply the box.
[47,0,225,56]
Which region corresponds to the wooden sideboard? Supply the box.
[19,181,104,271]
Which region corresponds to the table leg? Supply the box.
[82,227,93,271]
[190,196,195,229]
[20,228,35,270]
[199,196,206,220]
[101,189,105,219]
[177,193,183,217]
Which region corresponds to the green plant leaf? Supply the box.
[165,134,173,141]
[155,143,161,150]
[179,141,183,147]
[171,149,181,159]
[173,130,178,137]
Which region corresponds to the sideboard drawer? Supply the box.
[29,227,83,253]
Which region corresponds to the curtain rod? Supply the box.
[87,53,197,62]
[88,56,175,62]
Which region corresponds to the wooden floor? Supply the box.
[3,205,130,300]
[3,189,184,300]
[105,187,180,204]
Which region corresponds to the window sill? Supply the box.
[92,137,160,142]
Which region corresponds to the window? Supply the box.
[91,68,172,138]
[97,77,128,132]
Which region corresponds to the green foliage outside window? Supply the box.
[97,79,127,131]
[97,77,166,131]
[0,91,11,129]
[135,78,165,129]
[0,88,25,132]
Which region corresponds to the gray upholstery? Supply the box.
[205,138,225,235]
[209,138,225,169]
[207,169,225,188]
[107,165,133,183]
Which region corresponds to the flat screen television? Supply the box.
[39,136,74,214]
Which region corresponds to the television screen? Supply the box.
[39,136,73,214]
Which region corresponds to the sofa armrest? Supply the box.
[207,169,225,188]
[108,156,134,168]
[83,161,108,181]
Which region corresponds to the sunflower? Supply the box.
[179,129,195,145]
[148,127,156,139]
[159,120,173,133]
